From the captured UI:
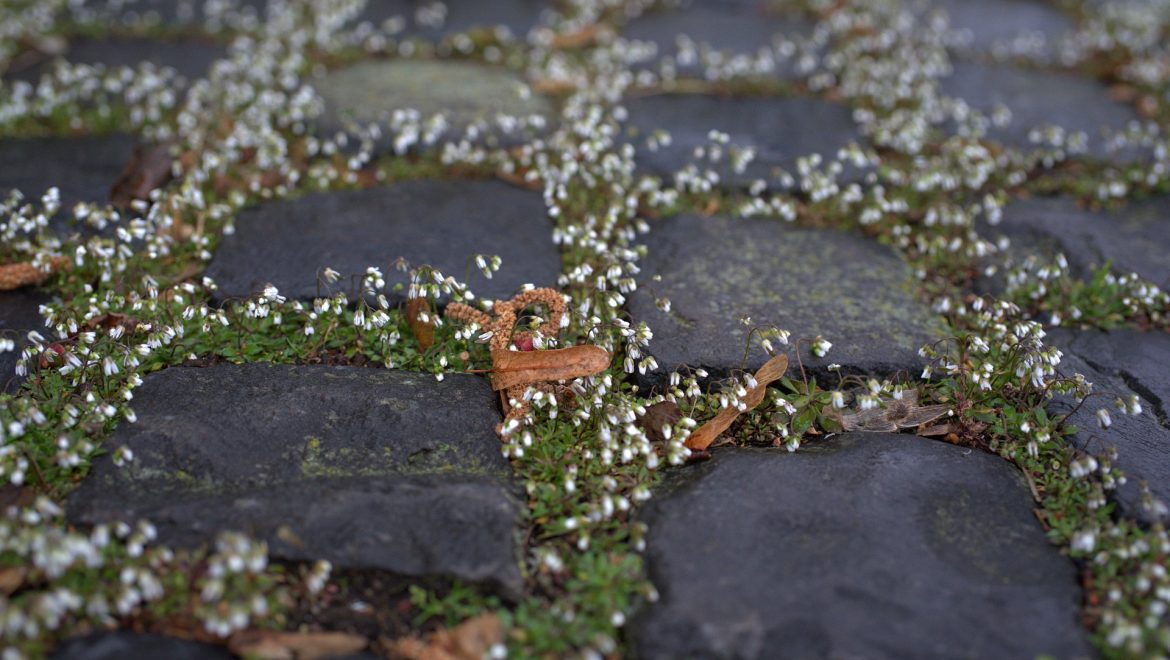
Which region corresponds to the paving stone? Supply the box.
[940,60,1143,158]
[65,0,267,29]
[632,434,1093,659]
[82,35,216,79]
[204,180,561,304]
[1066,331,1170,420]
[52,631,232,660]
[992,196,1170,288]
[0,289,50,393]
[0,134,138,212]
[355,0,548,40]
[314,59,552,143]
[623,94,861,187]
[5,36,224,86]
[67,363,524,597]
[934,0,1074,54]
[1049,328,1170,523]
[621,1,811,79]
[629,213,942,389]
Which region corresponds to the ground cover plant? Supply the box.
[1,0,1169,658]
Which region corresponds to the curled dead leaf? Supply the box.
[0,257,69,291]
[407,298,435,352]
[1108,84,1137,103]
[530,78,577,95]
[1138,94,1159,119]
[0,485,36,510]
[637,401,683,444]
[684,354,789,451]
[228,630,367,660]
[495,169,542,191]
[85,313,141,335]
[0,566,26,596]
[918,422,957,438]
[830,389,951,433]
[383,613,502,660]
[488,345,610,392]
[110,142,174,208]
[550,24,605,49]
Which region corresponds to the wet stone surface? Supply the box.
[0,289,50,393]
[934,0,1075,54]
[941,60,1143,158]
[65,0,267,29]
[205,179,561,304]
[632,434,1093,659]
[354,0,549,40]
[314,59,552,144]
[6,35,225,84]
[1049,328,1170,523]
[623,93,861,187]
[629,213,943,389]
[52,631,233,660]
[0,133,138,212]
[992,196,1170,289]
[67,364,525,597]
[621,0,811,79]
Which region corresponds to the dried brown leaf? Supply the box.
[897,404,952,429]
[1108,84,1138,103]
[407,298,435,352]
[638,401,683,444]
[684,354,788,451]
[530,78,577,95]
[917,422,957,437]
[110,142,174,208]
[85,313,141,335]
[836,390,951,432]
[837,407,898,433]
[0,257,67,291]
[228,630,367,660]
[383,613,502,660]
[489,345,610,392]
[0,566,26,596]
[1138,94,1159,119]
[0,485,35,510]
[496,169,542,190]
[550,24,605,49]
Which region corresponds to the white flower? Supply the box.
[261,285,285,304]
[1070,529,1096,553]
[112,446,135,467]
[811,336,832,357]
[1096,408,1112,429]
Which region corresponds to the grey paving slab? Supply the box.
[934,0,1075,53]
[0,134,138,212]
[314,59,552,144]
[68,364,523,596]
[354,0,549,40]
[0,289,50,394]
[629,213,943,388]
[940,60,1144,158]
[623,94,862,186]
[632,435,1093,659]
[993,196,1170,288]
[1049,328,1170,523]
[621,1,811,78]
[63,0,267,29]
[1069,331,1170,422]
[205,180,561,304]
[52,631,232,660]
[6,36,224,84]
